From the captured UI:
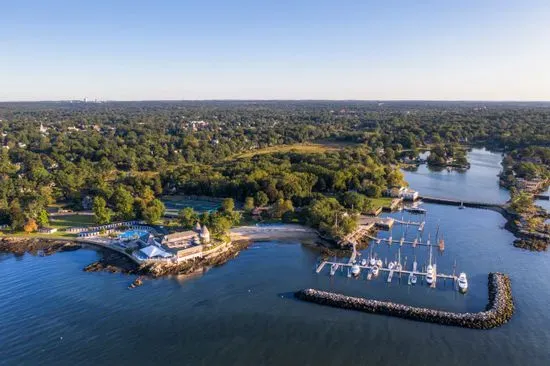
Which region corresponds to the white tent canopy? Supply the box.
[140,245,172,258]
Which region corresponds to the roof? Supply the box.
[163,231,197,242]
[140,245,172,258]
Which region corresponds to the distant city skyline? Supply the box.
[2,0,550,101]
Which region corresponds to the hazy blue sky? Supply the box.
[2,0,550,101]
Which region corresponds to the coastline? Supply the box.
[0,223,332,279]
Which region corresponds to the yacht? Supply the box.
[426,264,434,285]
[457,272,468,293]
[351,265,361,277]
[372,265,380,276]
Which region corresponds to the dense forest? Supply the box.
[1,101,549,237]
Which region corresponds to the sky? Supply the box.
[1,0,550,101]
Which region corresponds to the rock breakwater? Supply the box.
[295,272,514,329]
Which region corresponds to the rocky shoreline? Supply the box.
[295,272,514,329]
[0,237,82,256]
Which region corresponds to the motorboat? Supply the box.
[411,274,417,285]
[426,264,434,285]
[376,259,383,267]
[329,263,338,276]
[395,263,403,272]
[457,272,468,293]
[388,262,395,270]
[351,265,361,277]
[370,257,376,266]
[361,258,367,266]
[372,265,380,276]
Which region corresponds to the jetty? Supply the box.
[295,273,514,329]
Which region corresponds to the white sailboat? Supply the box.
[425,234,435,285]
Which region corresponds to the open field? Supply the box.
[50,214,95,230]
[233,143,341,159]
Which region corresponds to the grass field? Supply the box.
[49,214,95,230]
[233,143,341,159]
[369,197,394,210]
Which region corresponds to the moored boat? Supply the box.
[458,272,468,293]
[351,264,361,277]
[426,264,434,285]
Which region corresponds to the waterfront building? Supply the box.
[38,227,58,234]
[162,231,198,248]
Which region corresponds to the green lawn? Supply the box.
[369,197,393,210]
[49,214,95,230]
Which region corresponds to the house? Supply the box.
[401,188,419,201]
[161,231,198,248]
[38,227,58,234]
[384,186,419,201]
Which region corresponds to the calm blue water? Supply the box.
[403,148,510,204]
[2,149,550,365]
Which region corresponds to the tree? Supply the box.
[112,186,135,220]
[23,218,38,233]
[178,207,198,228]
[221,198,234,213]
[93,196,112,225]
[243,197,255,212]
[254,191,269,207]
[210,215,232,236]
[9,200,25,231]
[271,198,294,218]
[36,209,49,227]
[142,198,165,224]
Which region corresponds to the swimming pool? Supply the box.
[118,230,150,240]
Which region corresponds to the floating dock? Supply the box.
[317,260,457,284]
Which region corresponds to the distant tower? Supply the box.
[200,225,210,244]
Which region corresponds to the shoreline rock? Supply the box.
[295,272,514,330]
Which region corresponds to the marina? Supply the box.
[320,204,465,292]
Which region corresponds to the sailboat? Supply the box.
[459,202,465,210]
[426,234,435,285]
[438,235,445,252]
[330,263,339,276]
[395,247,403,272]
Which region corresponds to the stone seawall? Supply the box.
[295,273,514,329]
